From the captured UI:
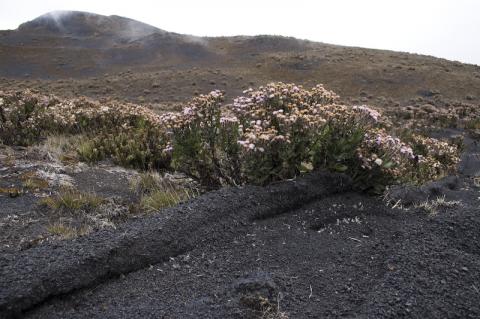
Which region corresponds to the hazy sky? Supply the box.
[1,0,479,65]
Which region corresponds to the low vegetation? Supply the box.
[163,83,459,191]
[130,172,198,212]
[140,189,191,212]
[392,100,480,135]
[40,187,105,211]
[47,222,92,239]
[20,172,49,191]
[0,84,461,192]
[415,196,461,215]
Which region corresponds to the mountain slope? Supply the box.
[0,11,479,110]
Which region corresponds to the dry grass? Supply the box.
[0,145,16,167]
[59,153,79,165]
[129,171,163,194]
[415,195,461,215]
[47,222,92,239]
[40,187,105,211]
[36,134,85,160]
[2,33,478,112]
[20,171,49,190]
[260,305,289,319]
[130,171,199,212]
[0,187,22,197]
[28,134,84,166]
[140,188,194,212]
[241,295,288,319]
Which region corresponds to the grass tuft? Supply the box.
[129,171,163,195]
[0,187,22,197]
[40,187,105,211]
[415,195,461,215]
[47,222,92,239]
[140,188,193,212]
[20,172,49,190]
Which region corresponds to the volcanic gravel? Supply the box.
[1,133,479,318]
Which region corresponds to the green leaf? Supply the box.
[383,161,394,169]
[334,164,348,172]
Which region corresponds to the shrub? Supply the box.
[231,84,337,184]
[0,90,165,145]
[392,100,480,133]
[0,90,171,169]
[77,139,105,163]
[0,92,55,145]
[87,124,170,169]
[163,91,241,186]
[403,133,460,182]
[1,85,460,192]
[163,83,459,191]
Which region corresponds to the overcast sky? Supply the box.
[1,0,479,65]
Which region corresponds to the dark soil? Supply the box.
[27,190,480,319]
[1,134,479,318]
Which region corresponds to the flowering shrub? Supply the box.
[0,85,460,191]
[391,100,480,135]
[0,90,164,145]
[231,84,336,184]
[160,83,460,190]
[161,90,241,186]
[0,90,170,169]
[402,133,460,182]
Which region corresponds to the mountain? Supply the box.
[17,11,163,39]
[0,11,479,109]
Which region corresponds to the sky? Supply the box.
[0,0,479,65]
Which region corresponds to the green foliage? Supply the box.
[0,94,45,145]
[1,87,460,193]
[77,140,105,163]
[310,124,386,191]
[465,118,480,131]
[89,124,170,169]
[312,124,365,173]
[130,172,163,195]
[170,92,241,187]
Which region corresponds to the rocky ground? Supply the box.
[0,130,478,318]
[0,140,198,254]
